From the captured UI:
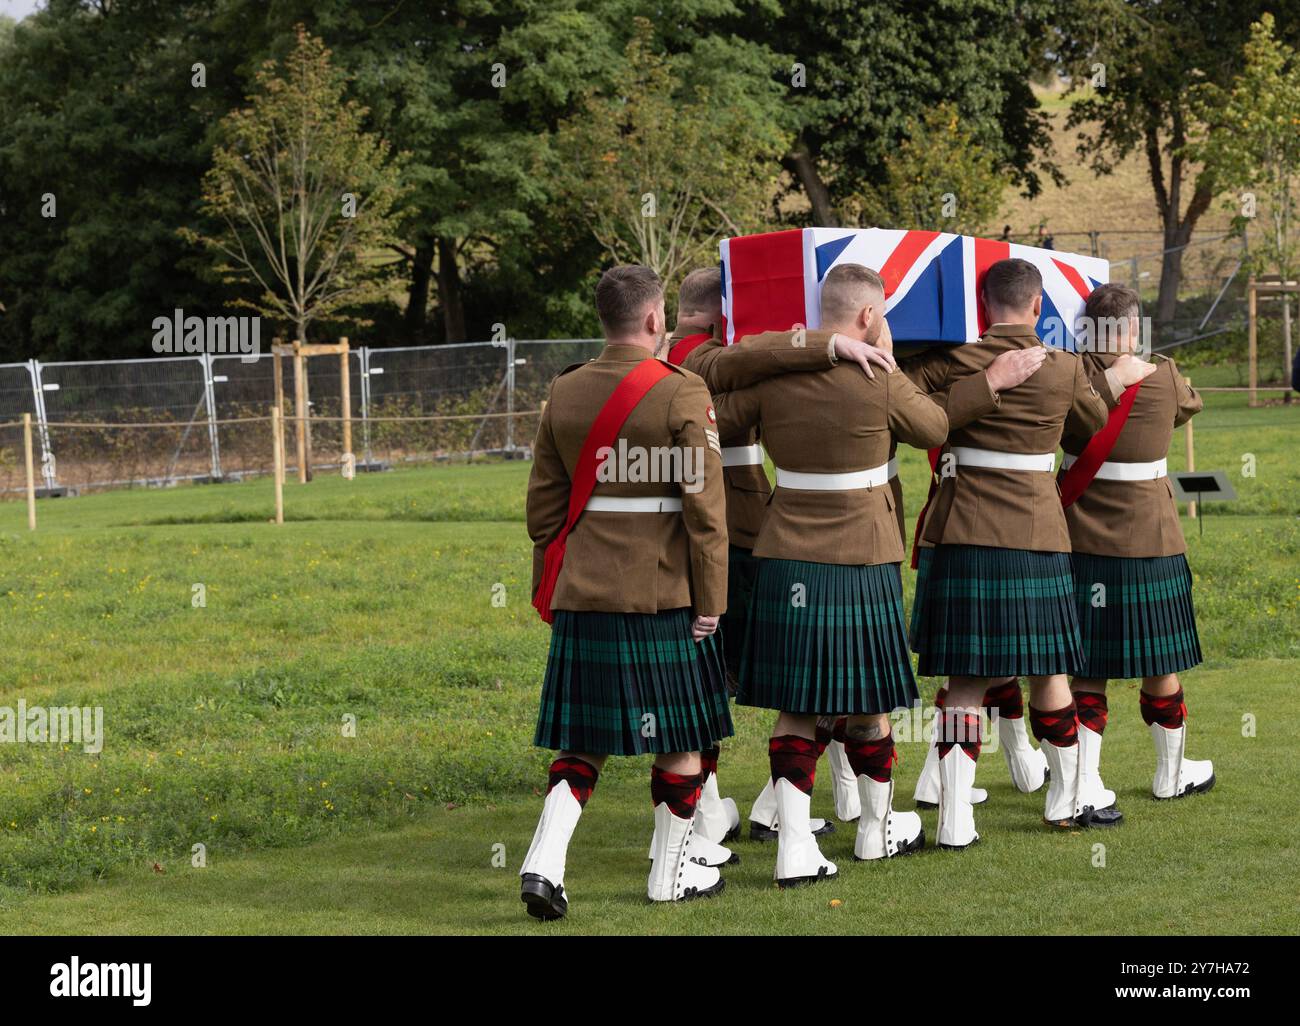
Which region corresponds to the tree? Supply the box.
[857,103,1012,234]
[552,18,785,289]
[744,0,1058,227]
[187,27,405,345]
[1055,0,1300,343]
[1189,14,1300,376]
[0,0,240,362]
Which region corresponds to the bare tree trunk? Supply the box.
[1145,115,1215,347]
[436,236,466,343]
[782,138,838,228]
[405,241,435,341]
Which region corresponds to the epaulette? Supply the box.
[554,361,586,378]
[654,358,689,375]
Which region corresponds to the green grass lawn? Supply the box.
[0,385,1296,934]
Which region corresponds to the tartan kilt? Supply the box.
[908,546,934,652]
[912,544,1084,678]
[738,558,918,716]
[534,608,733,756]
[1072,552,1202,679]
[720,544,760,684]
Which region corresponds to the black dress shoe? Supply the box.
[520,873,567,921]
[748,819,836,842]
[1075,804,1124,828]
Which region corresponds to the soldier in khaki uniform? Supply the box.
[1062,284,1213,815]
[716,264,950,883]
[665,267,898,841]
[895,325,1068,810]
[905,258,1157,848]
[520,265,732,919]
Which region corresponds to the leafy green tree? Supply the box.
[552,17,786,292]
[0,0,240,361]
[746,0,1058,227]
[1055,0,1300,341]
[1188,14,1300,375]
[857,102,1011,234]
[187,27,406,345]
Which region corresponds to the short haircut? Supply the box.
[596,265,663,336]
[982,258,1042,311]
[677,267,722,316]
[820,263,885,323]
[1083,282,1141,324]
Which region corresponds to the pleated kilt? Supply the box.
[912,544,1084,678]
[1072,552,1202,679]
[720,544,760,685]
[534,608,734,756]
[738,558,918,716]
[908,546,934,652]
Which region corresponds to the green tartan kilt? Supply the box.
[909,546,934,652]
[738,558,919,716]
[534,608,734,756]
[719,545,760,683]
[1072,552,1202,679]
[912,544,1084,678]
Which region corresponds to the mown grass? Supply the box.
[0,385,1295,932]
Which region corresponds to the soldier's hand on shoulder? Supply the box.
[832,333,897,379]
[986,346,1046,393]
[1113,352,1158,387]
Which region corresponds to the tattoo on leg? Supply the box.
[847,723,885,741]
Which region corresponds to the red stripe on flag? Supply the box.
[878,230,941,298]
[1052,258,1092,300]
[726,229,806,342]
[973,237,1011,334]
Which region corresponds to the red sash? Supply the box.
[531,359,674,623]
[909,446,943,569]
[667,332,711,366]
[1058,381,1143,508]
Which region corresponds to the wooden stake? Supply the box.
[22,412,36,531]
[340,336,353,474]
[293,345,308,483]
[1247,277,1258,408]
[1185,376,1196,520]
[271,406,285,525]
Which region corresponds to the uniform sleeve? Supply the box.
[668,375,729,617]
[1167,357,1204,427]
[899,346,951,395]
[1063,357,1110,438]
[687,330,836,393]
[711,381,764,440]
[887,370,950,450]
[1084,361,1124,409]
[927,370,1000,429]
[525,386,571,596]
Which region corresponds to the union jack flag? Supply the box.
[719,228,1109,351]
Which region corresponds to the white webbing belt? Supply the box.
[887,457,899,480]
[1061,454,1168,481]
[584,495,683,513]
[774,461,891,491]
[721,443,764,467]
[951,446,1056,473]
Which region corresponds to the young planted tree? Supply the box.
[188,27,405,346]
[857,103,1012,235]
[552,17,785,292]
[1189,14,1300,378]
